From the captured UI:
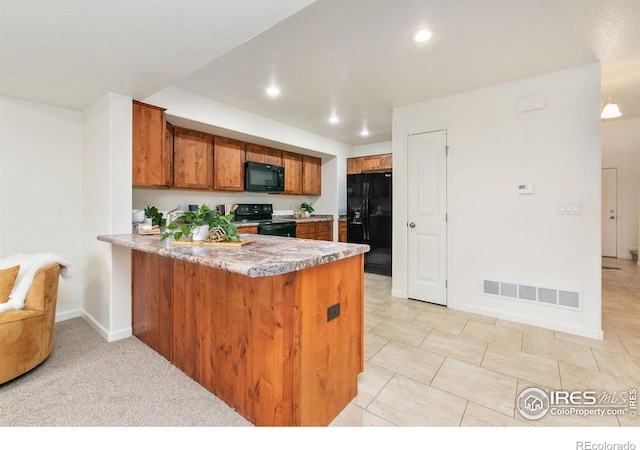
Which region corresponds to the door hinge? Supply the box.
[445,280,448,288]
[445,146,450,156]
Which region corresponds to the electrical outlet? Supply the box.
[327,303,340,322]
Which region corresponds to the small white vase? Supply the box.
[304,211,310,217]
[191,224,210,241]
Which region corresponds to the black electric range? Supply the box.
[233,204,297,237]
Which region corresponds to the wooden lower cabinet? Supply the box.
[295,222,316,239]
[296,221,333,241]
[236,225,258,234]
[131,250,363,426]
[338,220,347,242]
[131,250,173,360]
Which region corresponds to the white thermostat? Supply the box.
[517,183,534,194]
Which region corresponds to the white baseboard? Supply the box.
[55,309,82,322]
[450,302,603,340]
[82,310,132,342]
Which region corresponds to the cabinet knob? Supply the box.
[409,222,416,228]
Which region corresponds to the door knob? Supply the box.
[409,222,416,228]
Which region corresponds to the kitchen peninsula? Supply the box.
[98,233,369,426]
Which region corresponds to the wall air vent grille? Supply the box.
[482,279,581,310]
[483,280,500,296]
[500,282,518,298]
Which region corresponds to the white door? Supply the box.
[407,130,447,305]
[601,168,617,257]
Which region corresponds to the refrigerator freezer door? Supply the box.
[347,174,366,243]
[363,172,392,275]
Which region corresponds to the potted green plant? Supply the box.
[144,205,166,228]
[161,204,241,242]
[300,202,314,217]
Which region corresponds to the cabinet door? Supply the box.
[379,153,393,170]
[173,127,214,190]
[132,250,173,360]
[295,222,316,239]
[132,101,171,187]
[302,155,321,195]
[315,221,333,241]
[213,136,245,191]
[338,220,347,242]
[347,158,361,175]
[360,155,382,172]
[245,143,283,166]
[238,226,258,234]
[282,151,302,194]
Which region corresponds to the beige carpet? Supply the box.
[0,317,252,427]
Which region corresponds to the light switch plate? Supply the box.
[557,201,582,215]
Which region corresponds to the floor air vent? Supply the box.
[482,279,581,310]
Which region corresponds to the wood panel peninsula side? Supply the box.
[97,233,369,426]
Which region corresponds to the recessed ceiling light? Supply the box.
[329,114,340,124]
[360,128,370,137]
[266,85,281,97]
[413,28,433,43]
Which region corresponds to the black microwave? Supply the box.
[244,161,285,193]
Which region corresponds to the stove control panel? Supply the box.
[234,203,273,221]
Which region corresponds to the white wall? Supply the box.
[393,64,602,339]
[353,141,392,158]
[601,117,640,260]
[0,96,84,320]
[142,86,354,233]
[82,93,132,341]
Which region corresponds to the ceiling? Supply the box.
[1,0,638,146]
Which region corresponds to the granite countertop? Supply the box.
[98,233,369,278]
[233,214,334,227]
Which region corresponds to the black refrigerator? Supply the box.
[347,171,392,276]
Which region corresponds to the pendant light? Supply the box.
[601,97,622,119]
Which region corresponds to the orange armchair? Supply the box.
[0,263,61,384]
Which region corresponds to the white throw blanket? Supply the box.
[0,252,70,313]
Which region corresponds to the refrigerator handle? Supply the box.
[364,182,370,240]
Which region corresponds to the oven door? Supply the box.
[258,222,296,237]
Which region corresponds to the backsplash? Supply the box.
[133,188,319,216]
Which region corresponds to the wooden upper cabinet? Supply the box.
[173,126,214,190]
[347,157,361,175]
[282,151,302,194]
[360,155,382,172]
[379,153,392,170]
[132,101,172,187]
[245,143,283,166]
[348,153,392,175]
[302,155,321,196]
[213,136,245,191]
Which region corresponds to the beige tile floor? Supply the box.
[330,257,640,427]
